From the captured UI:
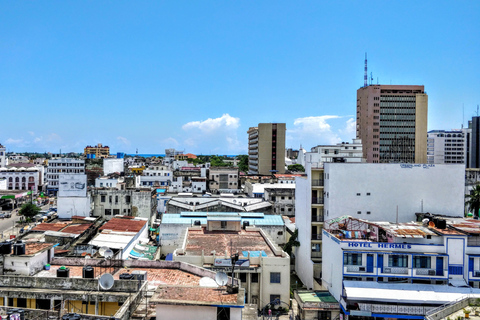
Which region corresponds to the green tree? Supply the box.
[283,229,300,256]
[18,203,40,219]
[210,155,229,167]
[237,155,248,172]
[287,164,305,172]
[466,185,480,218]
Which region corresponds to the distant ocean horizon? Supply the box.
[125,154,239,158]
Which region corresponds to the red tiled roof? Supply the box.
[185,229,274,257]
[99,218,146,233]
[154,286,238,305]
[61,223,92,234]
[113,268,201,287]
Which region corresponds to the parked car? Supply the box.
[0,213,5,219]
[4,212,11,218]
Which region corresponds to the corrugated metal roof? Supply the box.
[162,213,284,226]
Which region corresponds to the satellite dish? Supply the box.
[98,246,109,257]
[199,277,218,287]
[215,272,228,286]
[99,273,114,290]
[104,249,114,259]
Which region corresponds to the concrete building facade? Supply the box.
[357,85,428,163]
[248,123,286,175]
[295,162,465,290]
[84,143,110,159]
[427,129,469,165]
[208,167,240,192]
[0,144,6,167]
[46,158,85,195]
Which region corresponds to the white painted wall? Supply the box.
[321,230,344,301]
[324,163,465,222]
[95,178,119,188]
[103,159,124,175]
[294,175,315,290]
[4,248,53,276]
[155,304,242,320]
[261,256,290,308]
[57,196,91,218]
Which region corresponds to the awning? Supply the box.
[449,278,469,287]
[344,280,480,305]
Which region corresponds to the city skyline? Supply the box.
[1,1,479,154]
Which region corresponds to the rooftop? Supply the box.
[296,291,338,304]
[184,228,276,257]
[99,217,147,233]
[152,286,239,306]
[162,212,284,226]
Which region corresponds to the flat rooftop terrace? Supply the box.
[185,228,276,257]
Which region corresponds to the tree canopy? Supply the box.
[283,229,300,256]
[466,185,480,217]
[237,155,248,172]
[287,164,305,172]
[19,203,40,218]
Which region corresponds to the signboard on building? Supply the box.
[58,174,87,197]
[214,259,232,267]
[235,259,250,268]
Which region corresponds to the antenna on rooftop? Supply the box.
[215,272,228,286]
[364,53,368,87]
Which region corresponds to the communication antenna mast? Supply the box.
[364,53,368,87]
[370,72,373,85]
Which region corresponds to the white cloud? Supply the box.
[288,115,357,149]
[6,138,24,145]
[28,131,35,136]
[117,136,131,146]
[182,114,240,132]
[180,114,245,154]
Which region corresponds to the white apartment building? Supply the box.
[46,158,85,195]
[309,138,364,164]
[322,216,480,319]
[0,165,43,192]
[295,161,466,290]
[0,144,6,167]
[208,167,240,192]
[427,129,470,164]
[140,164,173,187]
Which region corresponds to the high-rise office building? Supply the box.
[247,123,286,175]
[357,85,428,163]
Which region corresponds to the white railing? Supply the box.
[359,303,436,316]
[382,267,408,274]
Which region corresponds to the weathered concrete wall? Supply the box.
[0,275,139,292]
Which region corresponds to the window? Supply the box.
[239,273,247,282]
[101,195,106,203]
[221,221,227,229]
[344,253,362,266]
[366,211,371,215]
[413,256,431,269]
[109,196,112,203]
[115,196,118,203]
[113,209,120,215]
[126,196,131,203]
[356,193,361,196]
[251,273,259,283]
[357,211,361,214]
[388,255,408,267]
[270,272,281,283]
[105,209,112,215]
[366,193,371,196]
[270,294,281,303]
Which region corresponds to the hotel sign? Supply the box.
[347,242,412,249]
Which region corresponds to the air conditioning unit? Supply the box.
[428,269,436,276]
[358,267,366,272]
[474,271,480,278]
[384,267,392,273]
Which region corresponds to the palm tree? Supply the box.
[466,185,480,218]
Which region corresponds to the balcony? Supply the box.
[312,179,324,187]
[312,197,324,205]
[311,251,322,258]
[312,215,324,222]
[381,267,408,275]
[311,234,322,240]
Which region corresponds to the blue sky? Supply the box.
[1,1,479,155]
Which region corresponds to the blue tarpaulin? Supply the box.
[242,250,267,257]
[166,253,173,261]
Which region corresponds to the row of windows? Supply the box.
[105,208,131,215]
[380,134,415,139]
[380,108,416,114]
[100,195,131,203]
[344,253,432,268]
[49,163,84,167]
[380,96,416,102]
[380,114,416,120]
